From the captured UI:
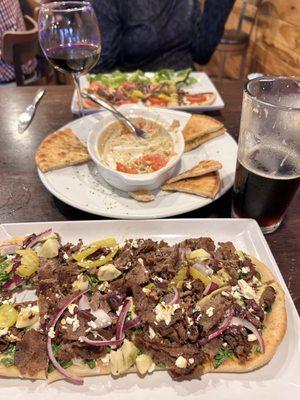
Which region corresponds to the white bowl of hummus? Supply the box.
[87,106,185,192]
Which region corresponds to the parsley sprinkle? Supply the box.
[87,360,96,369]
[213,349,234,368]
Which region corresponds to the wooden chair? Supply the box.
[2,15,38,86]
[216,0,260,79]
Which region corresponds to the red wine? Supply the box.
[46,43,100,74]
[232,145,300,228]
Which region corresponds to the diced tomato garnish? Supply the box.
[139,154,168,171]
[90,82,109,91]
[116,162,137,174]
[186,94,207,103]
[120,128,133,136]
[148,97,169,106]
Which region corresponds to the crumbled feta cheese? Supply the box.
[221,291,230,297]
[187,317,194,326]
[138,258,144,266]
[48,327,55,338]
[142,287,151,295]
[100,353,110,365]
[149,326,156,339]
[154,276,163,282]
[116,305,123,316]
[252,276,260,285]
[68,303,77,315]
[186,281,192,290]
[131,239,139,249]
[63,252,69,261]
[154,303,180,325]
[188,358,194,364]
[241,267,250,274]
[87,320,98,330]
[0,328,8,337]
[205,267,214,276]
[238,279,258,302]
[65,315,80,332]
[206,307,215,317]
[148,362,156,373]
[1,298,14,305]
[248,307,254,313]
[222,342,228,347]
[175,356,188,369]
[247,334,257,342]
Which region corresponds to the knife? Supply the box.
[18,88,46,134]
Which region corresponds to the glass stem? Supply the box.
[73,74,84,117]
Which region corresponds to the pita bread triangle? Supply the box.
[184,128,225,152]
[35,128,90,173]
[183,114,224,142]
[165,160,222,184]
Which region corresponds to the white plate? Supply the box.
[38,107,237,219]
[71,72,225,115]
[0,219,299,400]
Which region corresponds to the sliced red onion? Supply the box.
[22,228,52,249]
[167,285,180,305]
[193,262,210,276]
[91,309,112,328]
[78,294,90,311]
[124,316,141,330]
[78,336,124,347]
[2,274,23,291]
[203,281,219,296]
[230,316,265,353]
[0,244,20,255]
[47,289,88,385]
[115,299,130,341]
[3,255,22,291]
[198,308,233,346]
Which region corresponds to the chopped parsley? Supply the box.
[0,256,12,286]
[87,275,100,291]
[125,311,132,322]
[157,362,166,368]
[213,349,234,368]
[86,359,96,369]
[260,324,266,331]
[254,346,261,354]
[265,306,272,313]
[131,327,142,341]
[0,358,14,367]
[242,251,250,260]
[0,344,16,367]
[48,344,73,373]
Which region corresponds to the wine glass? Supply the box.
[38,1,101,116]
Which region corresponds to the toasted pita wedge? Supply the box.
[184,128,225,152]
[165,160,222,184]
[162,172,220,199]
[128,190,155,202]
[183,114,223,142]
[35,128,90,173]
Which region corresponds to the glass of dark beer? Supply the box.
[232,76,300,233]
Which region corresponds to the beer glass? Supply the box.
[232,76,300,233]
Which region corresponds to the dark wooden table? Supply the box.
[0,81,299,312]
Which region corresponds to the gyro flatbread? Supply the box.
[183,114,223,143]
[0,232,286,384]
[35,128,90,173]
[128,190,155,202]
[162,171,220,199]
[165,160,222,184]
[184,128,226,152]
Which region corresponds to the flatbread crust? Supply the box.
[162,172,220,199]
[183,114,223,142]
[128,190,155,202]
[184,128,226,152]
[165,160,222,184]
[0,254,286,382]
[35,128,91,173]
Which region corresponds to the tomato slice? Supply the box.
[116,98,139,105]
[148,97,169,106]
[89,82,109,91]
[116,162,137,174]
[186,94,207,103]
[122,82,137,89]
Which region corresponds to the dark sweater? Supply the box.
[90,0,235,72]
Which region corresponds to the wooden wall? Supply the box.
[203,0,300,79]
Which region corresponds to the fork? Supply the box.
[81,92,146,138]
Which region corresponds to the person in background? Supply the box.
[90,0,235,72]
[0,0,37,83]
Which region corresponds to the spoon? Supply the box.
[81,92,146,138]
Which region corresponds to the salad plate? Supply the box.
[71,71,224,115]
[0,218,299,400]
[38,106,237,219]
